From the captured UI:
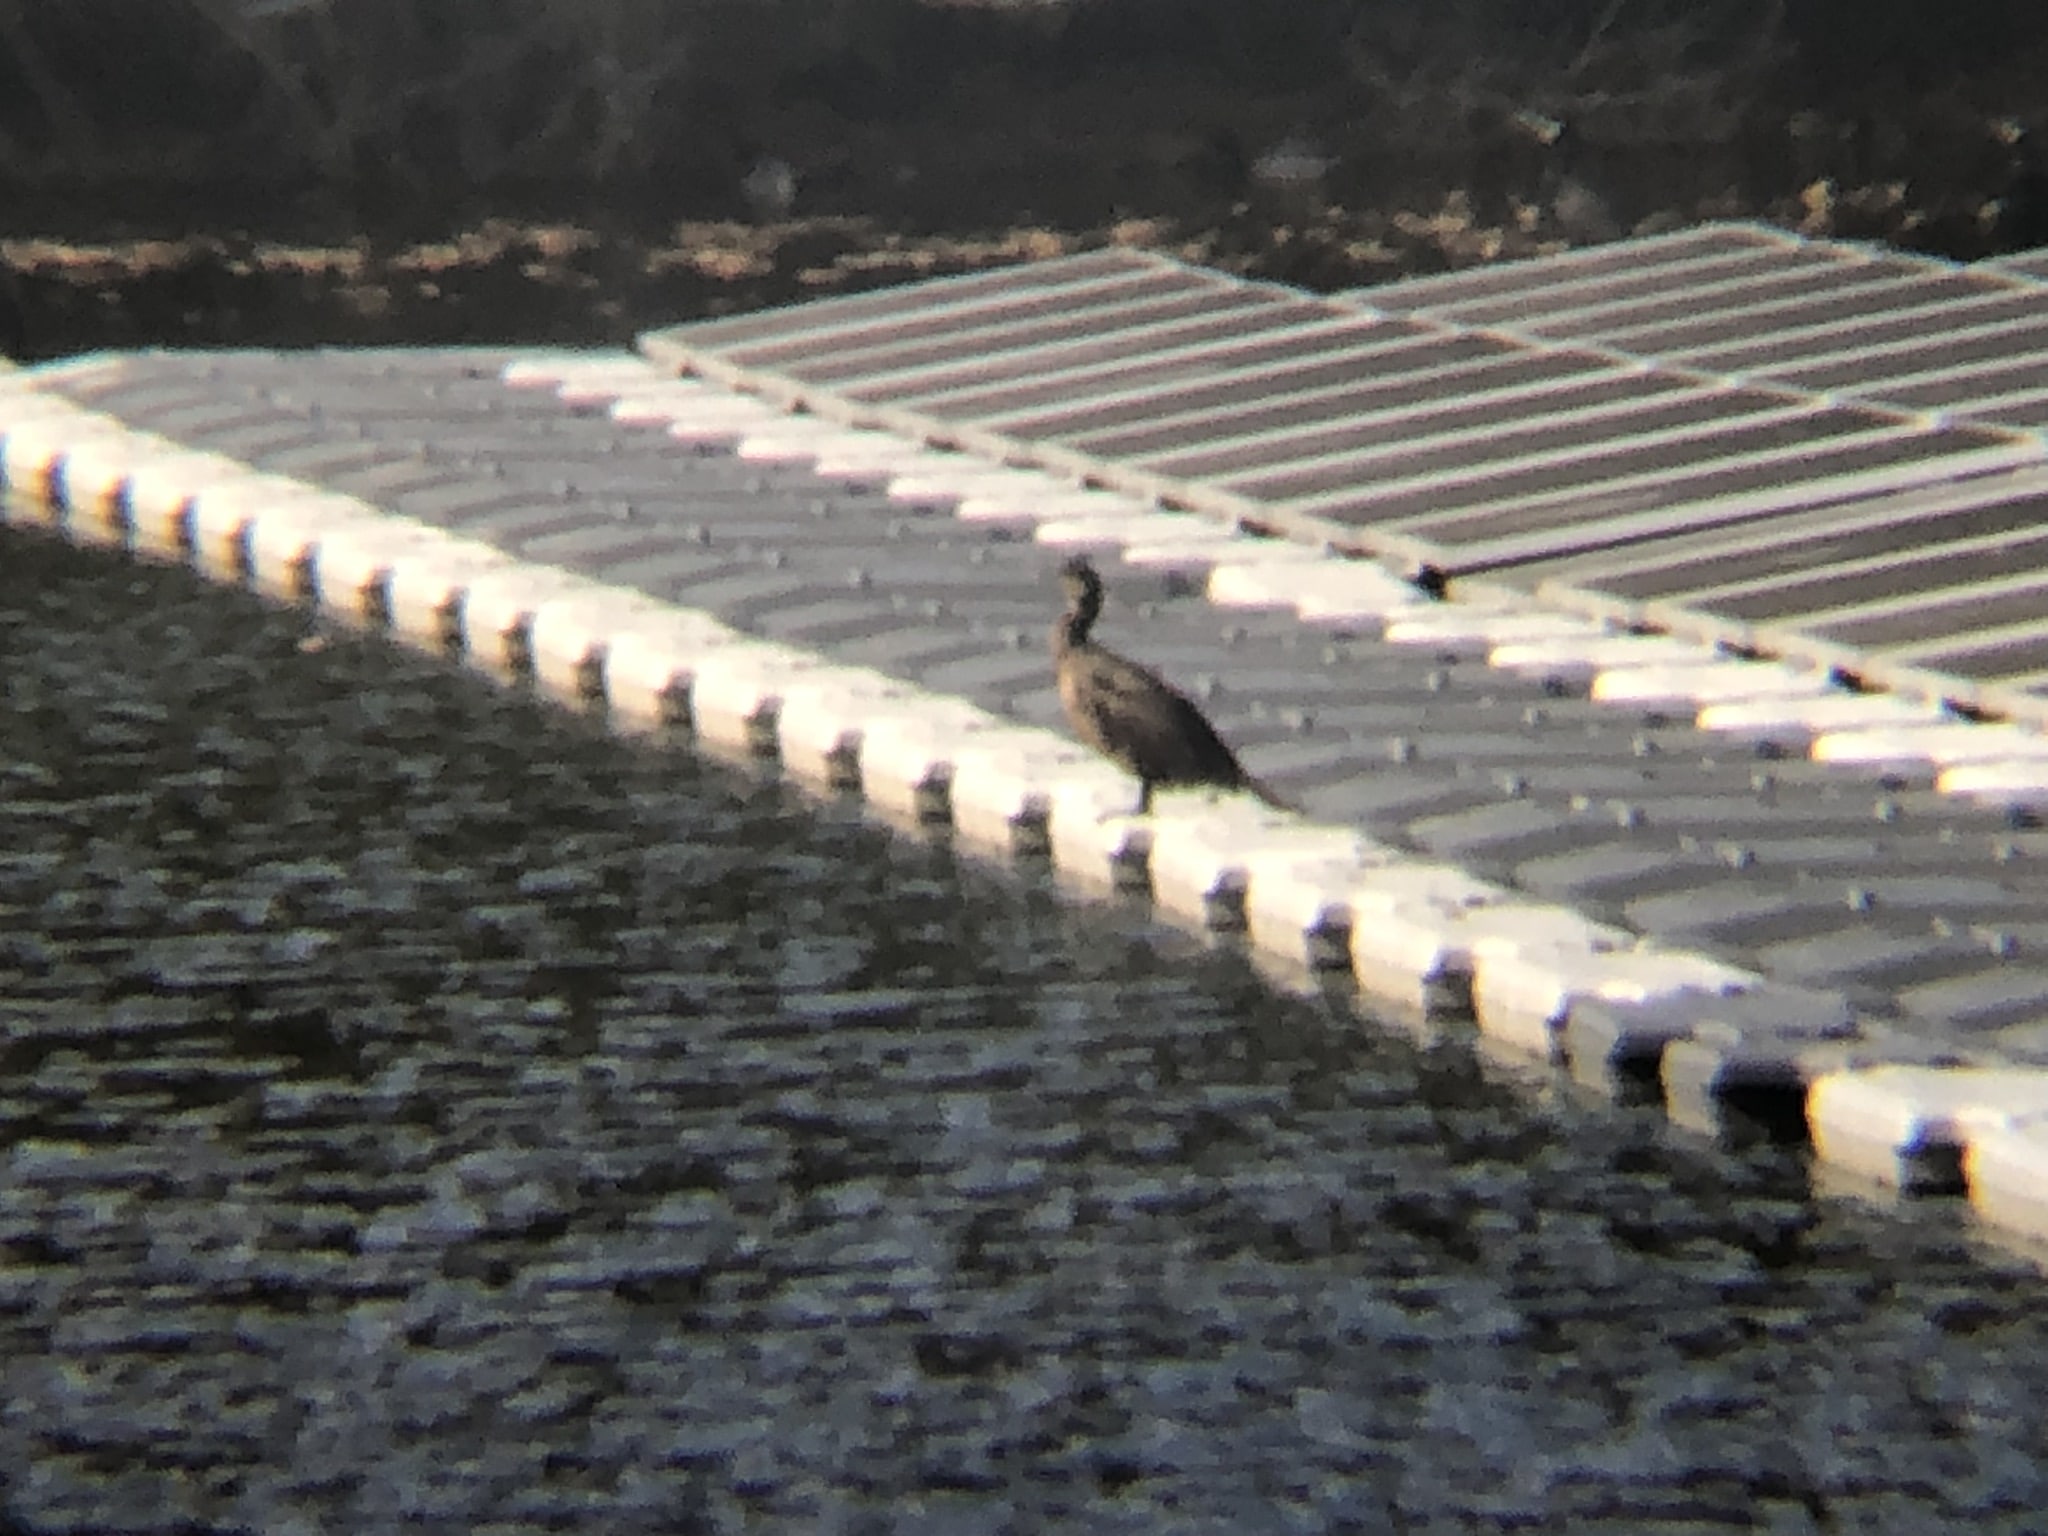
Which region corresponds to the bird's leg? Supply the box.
[1096,782,1155,825]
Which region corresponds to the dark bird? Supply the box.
[1051,555,1290,814]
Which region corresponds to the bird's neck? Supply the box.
[1053,603,1097,656]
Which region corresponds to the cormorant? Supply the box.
[1051,555,1289,814]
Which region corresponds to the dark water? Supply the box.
[3,526,2048,1534]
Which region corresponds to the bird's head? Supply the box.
[1056,555,1104,639]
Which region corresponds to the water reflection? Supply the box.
[4,526,2048,1531]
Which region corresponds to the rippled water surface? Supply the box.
[4,528,2048,1533]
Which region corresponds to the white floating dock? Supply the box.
[11,328,2048,1257]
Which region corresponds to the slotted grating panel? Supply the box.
[1504,460,2048,711]
[1980,247,2048,282]
[1345,225,2048,711]
[1396,247,1942,343]
[1553,270,2035,374]
[1344,221,1810,318]
[927,326,1530,440]
[643,238,2048,718]
[1653,288,2048,395]
[1353,222,2048,437]
[675,246,1156,350]
[1518,467,2048,610]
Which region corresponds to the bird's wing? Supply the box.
[1076,649,1246,785]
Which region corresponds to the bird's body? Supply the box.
[1051,556,1287,813]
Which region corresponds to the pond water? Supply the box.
[3,526,2047,1533]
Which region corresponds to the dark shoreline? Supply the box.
[3,0,2046,359]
